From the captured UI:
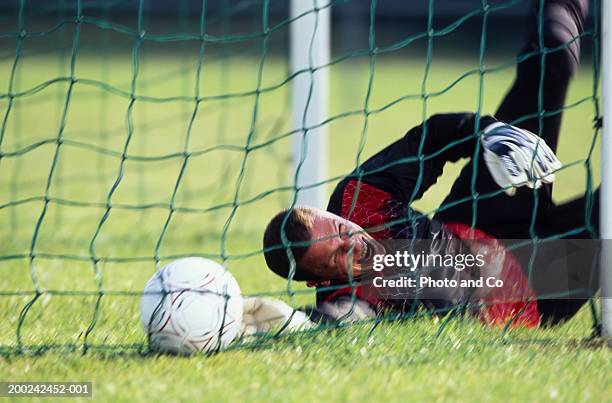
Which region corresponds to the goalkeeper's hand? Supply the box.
[481,122,562,196]
[240,297,314,337]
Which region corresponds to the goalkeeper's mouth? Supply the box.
[358,236,384,268]
[359,238,373,264]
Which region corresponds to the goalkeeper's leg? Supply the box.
[495,0,588,152]
[434,0,588,238]
[538,188,599,238]
[530,188,600,325]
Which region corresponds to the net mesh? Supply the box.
[0,0,602,356]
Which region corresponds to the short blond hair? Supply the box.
[262,206,316,281]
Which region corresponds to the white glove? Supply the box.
[317,296,376,322]
[240,297,314,337]
[482,122,562,196]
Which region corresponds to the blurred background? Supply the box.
[0,0,599,348]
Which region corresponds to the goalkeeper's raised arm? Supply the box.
[261,0,595,327]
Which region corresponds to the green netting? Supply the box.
[0,0,602,356]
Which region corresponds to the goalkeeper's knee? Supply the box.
[525,0,589,79]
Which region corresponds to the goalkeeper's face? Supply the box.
[301,210,383,287]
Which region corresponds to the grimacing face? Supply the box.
[298,209,385,287]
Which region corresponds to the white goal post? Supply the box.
[601,0,612,344]
[290,0,330,208]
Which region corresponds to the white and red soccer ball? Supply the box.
[140,257,243,354]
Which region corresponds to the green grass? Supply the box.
[2,318,610,402]
[0,40,610,402]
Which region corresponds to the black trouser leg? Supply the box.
[537,188,599,238]
[528,188,600,325]
[434,0,588,239]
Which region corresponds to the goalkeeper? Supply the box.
[262,0,596,328]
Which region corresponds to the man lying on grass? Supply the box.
[263,0,599,328]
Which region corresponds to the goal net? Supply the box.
[0,0,602,355]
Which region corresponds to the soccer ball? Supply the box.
[140,257,243,354]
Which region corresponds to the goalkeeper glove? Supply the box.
[482,122,562,196]
[240,297,314,337]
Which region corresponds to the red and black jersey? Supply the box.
[317,113,541,328]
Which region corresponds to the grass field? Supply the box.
[0,30,610,401]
